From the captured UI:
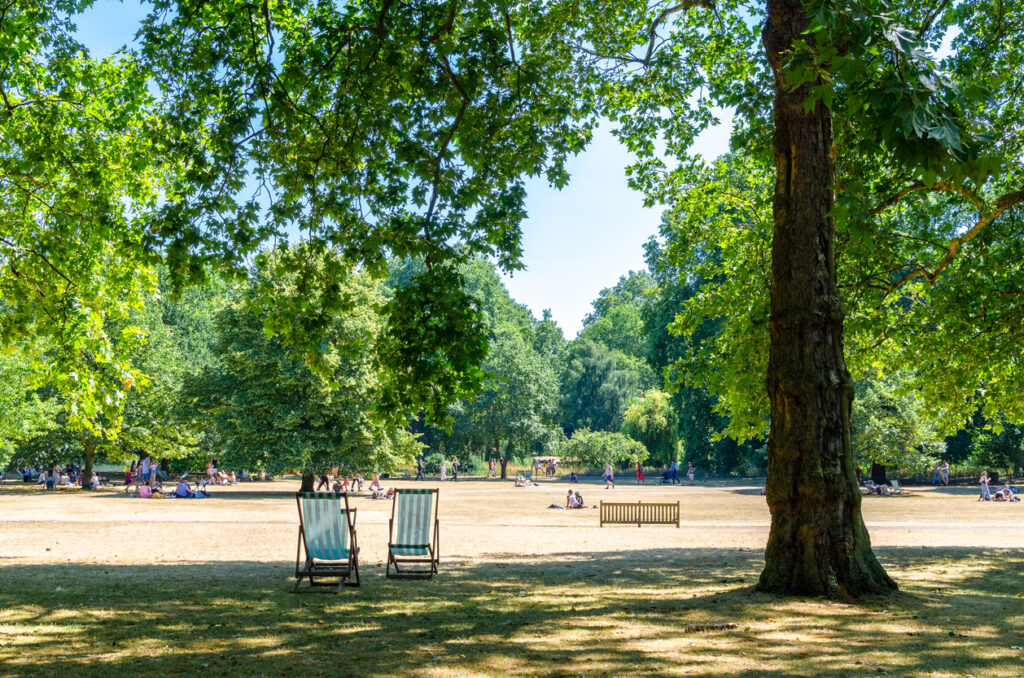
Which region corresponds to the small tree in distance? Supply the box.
[559,429,648,473]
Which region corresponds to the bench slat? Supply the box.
[599,501,679,527]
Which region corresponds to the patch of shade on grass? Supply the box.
[2,548,1024,677]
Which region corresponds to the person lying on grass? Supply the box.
[863,480,892,496]
[370,487,395,500]
[992,483,1019,502]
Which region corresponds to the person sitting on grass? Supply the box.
[996,482,1018,502]
[332,476,349,494]
[173,480,194,498]
[570,471,578,483]
[566,490,579,508]
[371,487,395,500]
[89,472,101,490]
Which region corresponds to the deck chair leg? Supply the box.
[345,549,360,587]
[292,528,305,592]
[433,520,440,574]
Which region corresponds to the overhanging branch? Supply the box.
[642,1,715,65]
[881,184,1024,296]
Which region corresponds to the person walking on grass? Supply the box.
[452,457,460,482]
[603,461,615,489]
[940,460,950,486]
[669,460,679,484]
[931,462,942,485]
[488,457,496,478]
[415,457,424,481]
[980,470,992,501]
[687,462,695,485]
[439,459,448,482]
[636,462,645,484]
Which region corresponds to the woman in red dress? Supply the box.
[635,463,645,483]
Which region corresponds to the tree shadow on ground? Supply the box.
[2,547,1023,677]
[726,488,766,496]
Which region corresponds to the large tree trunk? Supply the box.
[498,439,510,480]
[758,0,896,598]
[299,473,315,492]
[81,439,96,491]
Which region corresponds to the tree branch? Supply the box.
[869,179,985,216]
[0,237,76,289]
[916,0,951,40]
[642,1,715,65]
[425,51,473,224]
[883,185,1024,295]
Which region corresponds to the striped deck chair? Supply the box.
[386,488,439,579]
[293,491,359,592]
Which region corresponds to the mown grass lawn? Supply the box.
[2,481,1023,676]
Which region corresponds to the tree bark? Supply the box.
[81,439,96,491]
[299,473,315,492]
[870,462,887,485]
[758,0,896,598]
[497,439,509,479]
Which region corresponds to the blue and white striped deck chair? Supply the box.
[386,488,439,579]
[293,491,359,591]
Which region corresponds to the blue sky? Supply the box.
[75,0,731,337]
[507,121,730,337]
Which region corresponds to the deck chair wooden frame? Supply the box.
[890,479,908,495]
[386,488,439,580]
[293,491,360,592]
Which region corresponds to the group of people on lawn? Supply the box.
[313,469,395,499]
[25,464,102,490]
[978,471,1019,502]
[860,462,1019,501]
[600,460,696,488]
[548,489,590,509]
[412,456,465,481]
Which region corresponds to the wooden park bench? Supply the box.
[599,500,680,528]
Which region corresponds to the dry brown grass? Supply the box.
[2,478,1023,677]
